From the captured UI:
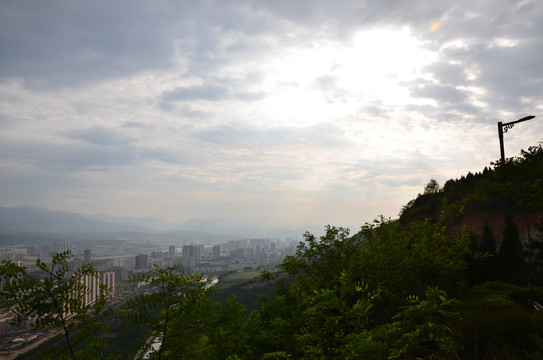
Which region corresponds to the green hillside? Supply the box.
[399,145,543,234]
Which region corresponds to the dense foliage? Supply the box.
[249,220,471,359]
[400,145,543,223]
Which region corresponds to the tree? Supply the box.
[356,217,471,301]
[122,264,213,360]
[0,251,113,359]
[383,286,461,359]
[478,223,497,283]
[424,179,441,194]
[249,221,469,358]
[280,225,358,293]
[204,295,250,359]
[497,214,524,283]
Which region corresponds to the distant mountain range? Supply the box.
[0,206,154,234]
[0,206,321,239]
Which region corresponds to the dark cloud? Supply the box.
[0,171,82,205]
[0,135,184,173]
[0,0,180,89]
[177,106,208,119]
[477,42,543,107]
[122,121,148,129]
[66,126,132,146]
[423,62,468,86]
[409,0,543,116]
[195,124,260,145]
[160,84,265,109]
[0,0,287,90]
[1,141,136,171]
[410,83,467,104]
[224,41,252,53]
[233,91,266,101]
[161,84,231,103]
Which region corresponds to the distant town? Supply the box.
[0,233,300,343]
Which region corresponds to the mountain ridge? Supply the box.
[0,206,320,239]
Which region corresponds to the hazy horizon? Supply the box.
[1,1,541,230]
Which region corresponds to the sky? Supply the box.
[1,0,542,230]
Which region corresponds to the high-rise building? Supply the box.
[212,245,220,260]
[72,257,83,270]
[80,274,98,306]
[151,251,163,259]
[250,238,269,249]
[112,266,127,283]
[228,240,242,250]
[182,245,191,266]
[79,272,115,306]
[182,244,203,267]
[135,254,148,270]
[230,248,245,259]
[54,239,71,254]
[194,245,203,262]
[84,249,91,264]
[102,272,115,291]
[113,256,123,267]
[169,245,175,259]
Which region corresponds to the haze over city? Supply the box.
[1,0,541,230]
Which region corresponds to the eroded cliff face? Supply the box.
[445,209,543,240]
[399,195,542,244]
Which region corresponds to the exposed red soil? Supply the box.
[447,209,542,239]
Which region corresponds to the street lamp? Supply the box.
[497,115,535,162]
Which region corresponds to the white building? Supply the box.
[79,271,115,306]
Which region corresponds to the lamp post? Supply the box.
[497,115,535,162]
[497,115,536,309]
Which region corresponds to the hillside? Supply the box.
[399,144,543,239]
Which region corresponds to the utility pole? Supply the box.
[497,115,535,162]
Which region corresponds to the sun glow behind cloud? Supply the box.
[337,28,437,96]
[190,27,445,224]
[145,27,443,221]
[250,28,437,128]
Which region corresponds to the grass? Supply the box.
[215,270,262,290]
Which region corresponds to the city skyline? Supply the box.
[1,0,541,230]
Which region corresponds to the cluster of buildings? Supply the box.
[102,237,299,275]
[0,236,300,336]
[0,247,115,336]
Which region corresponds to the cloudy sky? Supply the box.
[1,0,541,230]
